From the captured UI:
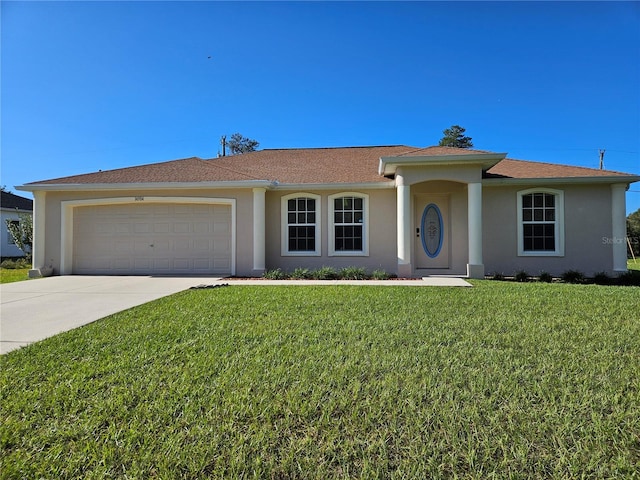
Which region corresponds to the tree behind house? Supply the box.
[5,213,33,260]
[439,125,474,149]
[227,133,259,155]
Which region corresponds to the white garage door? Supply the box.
[73,203,232,275]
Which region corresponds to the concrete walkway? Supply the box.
[1,275,471,355]
[0,275,223,354]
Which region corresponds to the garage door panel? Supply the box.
[73,202,232,275]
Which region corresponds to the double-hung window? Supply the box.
[328,193,369,256]
[281,193,321,256]
[517,189,564,256]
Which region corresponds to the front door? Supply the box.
[415,195,450,269]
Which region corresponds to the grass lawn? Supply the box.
[0,268,30,284]
[629,259,639,271]
[1,283,639,479]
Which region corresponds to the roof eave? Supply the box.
[482,175,640,186]
[16,180,276,192]
[379,153,507,176]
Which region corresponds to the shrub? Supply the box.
[338,266,370,280]
[371,269,391,280]
[514,270,529,282]
[592,271,611,285]
[561,270,586,284]
[491,272,505,281]
[0,258,30,269]
[312,266,339,280]
[263,268,288,280]
[617,270,640,286]
[538,271,553,283]
[290,267,312,280]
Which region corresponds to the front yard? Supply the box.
[1,282,639,478]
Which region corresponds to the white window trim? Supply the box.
[328,192,369,257]
[281,193,321,256]
[517,188,564,257]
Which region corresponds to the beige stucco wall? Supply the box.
[38,189,256,276]
[483,183,616,276]
[265,188,399,273]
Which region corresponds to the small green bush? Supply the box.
[312,266,339,280]
[617,270,640,286]
[561,270,586,284]
[290,267,312,280]
[0,258,30,269]
[592,271,611,285]
[338,266,370,280]
[538,271,553,283]
[514,270,529,282]
[263,268,288,280]
[371,269,391,280]
[491,272,505,281]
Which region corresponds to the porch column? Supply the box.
[611,183,627,272]
[29,191,47,277]
[397,178,412,278]
[252,187,266,273]
[467,182,484,278]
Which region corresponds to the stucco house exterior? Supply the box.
[16,145,639,278]
[1,191,33,258]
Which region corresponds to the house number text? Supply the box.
[134,196,145,201]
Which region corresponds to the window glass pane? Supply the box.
[523,195,532,208]
[344,197,353,210]
[298,213,306,224]
[354,212,363,223]
[335,198,343,210]
[307,199,315,210]
[533,193,544,207]
[523,209,532,221]
[533,224,544,236]
[308,212,315,223]
[297,198,305,210]
[334,212,342,223]
[288,213,296,223]
[354,198,363,210]
[533,238,544,250]
[344,212,353,223]
[533,209,543,221]
[524,238,533,250]
[523,224,533,236]
[545,210,555,221]
[545,194,555,207]
[288,199,296,210]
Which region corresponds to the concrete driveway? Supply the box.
[0,275,223,354]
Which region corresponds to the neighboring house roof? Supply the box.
[20,145,639,188]
[1,191,33,211]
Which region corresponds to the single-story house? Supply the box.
[1,191,33,258]
[16,145,639,278]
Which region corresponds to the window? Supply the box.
[328,193,369,256]
[281,193,321,256]
[517,189,564,256]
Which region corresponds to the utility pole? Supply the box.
[599,149,605,170]
[220,135,227,157]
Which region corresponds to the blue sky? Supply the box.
[2,1,639,213]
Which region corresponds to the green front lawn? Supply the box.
[1,283,639,478]
[0,268,30,284]
[629,259,640,271]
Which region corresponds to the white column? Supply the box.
[397,176,412,277]
[611,183,627,272]
[30,191,47,276]
[252,188,266,272]
[467,182,484,278]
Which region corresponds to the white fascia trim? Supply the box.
[379,153,507,176]
[17,180,274,192]
[483,176,640,186]
[60,196,236,275]
[272,182,395,191]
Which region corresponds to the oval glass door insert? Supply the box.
[421,203,443,258]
